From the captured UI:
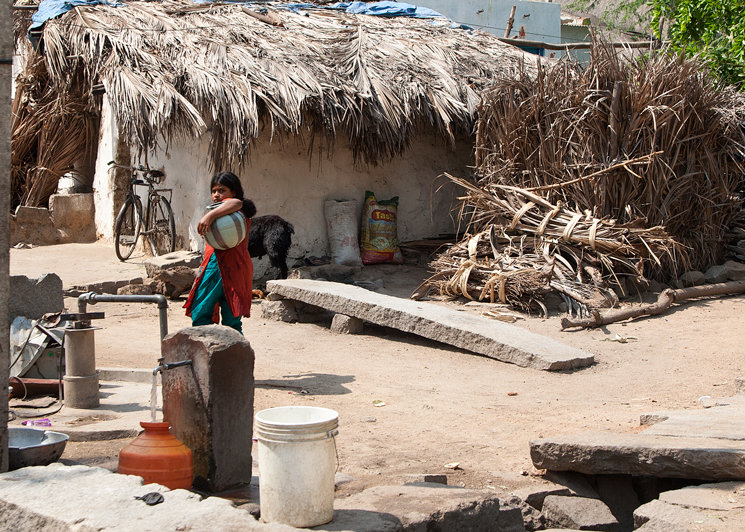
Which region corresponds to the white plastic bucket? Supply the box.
[255,406,339,527]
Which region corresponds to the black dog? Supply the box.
[248,215,295,279]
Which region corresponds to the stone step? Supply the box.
[530,431,745,480]
[641,403,745,441]
[266,279,594,371]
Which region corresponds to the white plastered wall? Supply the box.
[93,124,474,268]
[92,95,119,239]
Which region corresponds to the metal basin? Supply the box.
[8,427,69,471]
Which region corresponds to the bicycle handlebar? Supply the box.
[107,160,164,184]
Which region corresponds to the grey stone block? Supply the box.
[330,483,525,532]
[640,403,745,440]
[330,314,364,334]
[117,284,154,296]
[542,495,619,531]
[149,265,196,299]
[724,260,745,281]
[267,279,594,371]
[162,325,255,492]
[89,280,117,294]
[634,499,722,531]
[144,251,202,277]
[404,473,448,485]
[680,270,705,286]
[49,193,96,243]
[9,273,64,320]
[531,432,745,480]
[705,264,729,284]
[11,207,58,246]
[0,464,288,531]
[658,480,745,511]
[261,299,297,322]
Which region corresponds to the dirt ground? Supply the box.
[11,244,745,498]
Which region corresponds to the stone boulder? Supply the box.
[333,483,526,531]
[542,495,620,531]
[724,260,745,281]
[9,273,64,320]
[705,264,729,284]
[261,300,297,322]
[330,314,364,334]
[161,325,255,492]
[150,265,196,299]
[49,193,96,243]
[144,251,202,278]
[11,206,58,246]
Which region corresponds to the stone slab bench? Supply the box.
[266,279,594,371]
[530,431,745,480]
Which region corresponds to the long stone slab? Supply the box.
[640,404,745,441]
[530,432,745,480]
[266,279,594,371]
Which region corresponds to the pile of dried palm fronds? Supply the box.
[12,0,536,207]
[415,42,745,314]
[11,52,98,209]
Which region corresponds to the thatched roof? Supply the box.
[29,0,535,169]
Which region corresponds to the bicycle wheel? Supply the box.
[114,197,143,261]
[147,195,176,256]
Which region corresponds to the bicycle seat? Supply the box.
[132,179,147,186]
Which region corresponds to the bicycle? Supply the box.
[109,161,176,261]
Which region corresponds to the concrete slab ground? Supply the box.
[10,242,148,288]
[9,374,157,441]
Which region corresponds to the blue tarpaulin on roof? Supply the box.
[30,0,121,29]
[329,2,444,18]
[30,0,446,30]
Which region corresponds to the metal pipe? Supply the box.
[78,292,169,340]
[153,357,192,375]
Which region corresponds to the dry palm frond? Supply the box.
[418,40,745,312]
[472,42,745,275]
[17,0,535,186]
[11,51,98,208]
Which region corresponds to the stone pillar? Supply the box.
[161,325,254,492]
[1,0,11,473]
[63,328,100,409]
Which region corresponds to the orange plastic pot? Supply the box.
[118,421,193,490]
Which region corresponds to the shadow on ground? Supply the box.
[256,373,355,395]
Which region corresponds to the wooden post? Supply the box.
[504,6,517,38]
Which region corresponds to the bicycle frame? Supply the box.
[110,161,176,259]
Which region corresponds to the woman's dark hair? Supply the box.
[211,171,256,219]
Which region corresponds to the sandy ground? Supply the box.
[10,243,745,497]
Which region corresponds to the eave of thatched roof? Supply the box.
[32,0,536,168]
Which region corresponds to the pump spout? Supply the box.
[153,357,192,375]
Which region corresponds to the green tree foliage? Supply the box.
[651,0,745,88]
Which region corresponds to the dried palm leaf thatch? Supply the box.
[11,50,98,208]
[473,41,745,275]
[31,0,534,174]
[417,41,745,313]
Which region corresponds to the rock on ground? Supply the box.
[0,464,292,531]
[541,495,619,531]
